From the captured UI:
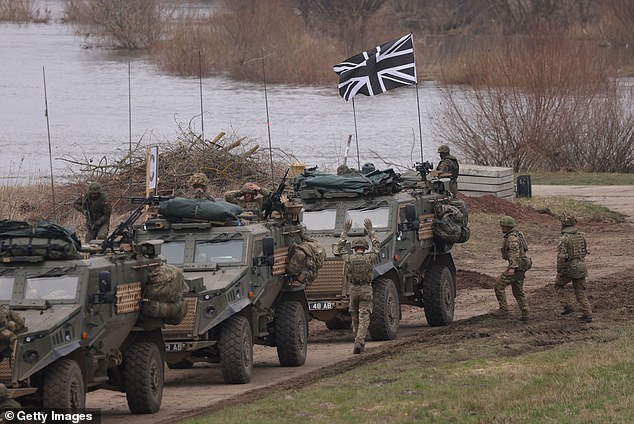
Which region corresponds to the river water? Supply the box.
[0,17,446,182]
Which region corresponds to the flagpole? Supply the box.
[351,97,360,171]
[415,83,424,164]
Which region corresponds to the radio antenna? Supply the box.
[42,66,57,222]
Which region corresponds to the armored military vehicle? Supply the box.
[133,196,316,384]
[293,165,469,340]
[0,219,181,413]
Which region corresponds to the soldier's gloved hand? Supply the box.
[364,218,373,232]
[343,219,352,234]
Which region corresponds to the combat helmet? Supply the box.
[560,214,577,227]
[437,145,450,154]
[499,216,516,228]
[88,182,101,193]
[242,182,260,193]
[351,238,369,251]
[188,172,209,188]
[361,163,376,175]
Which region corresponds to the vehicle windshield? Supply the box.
[0,277,14,301]
[303,209,337,231]
[346,207,390,229]
[25,275,79,301]
[195,239,244,264]
[162,241,186,265]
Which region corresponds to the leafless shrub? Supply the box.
[0,0,50,23]
[435,33,634,173]
[63,0,172,49]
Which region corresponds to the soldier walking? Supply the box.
[493,216,531,321]
[435,145,459,196]
[555,214,592,323]
[337,218,379,354]
[73,182,111,243]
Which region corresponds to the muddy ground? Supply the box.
[94,185,634,423]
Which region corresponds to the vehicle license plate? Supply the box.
[308,301,334,310]
[165,342,183,352]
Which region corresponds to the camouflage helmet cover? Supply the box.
[188,172,209,188]
[437,145,450,154]
[351,238,369,250]
[242,182,260,193]
[499,215,516,228]
[560,214,577,227]
[88,182,101,193]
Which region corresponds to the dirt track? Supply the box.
[94,185,634,423]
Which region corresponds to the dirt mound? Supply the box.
[457,270,496,290]
[459,193,555,225]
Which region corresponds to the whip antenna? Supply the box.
[261,48,274,186]
[199,51,205,143]
[42,66,57,222]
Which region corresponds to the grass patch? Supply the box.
[523,171,634,185]
[518,197,626,223]
[185,325,634,424]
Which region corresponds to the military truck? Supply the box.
[133,197,315,384]
[0,219,180,413]
[293,166,469,340]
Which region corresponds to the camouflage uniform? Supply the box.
[73,182,111,242]
[554,215,592,322]
[0,305,25,362]
[337,219,379,354]
[188,172,214,200]
[494,216,529,321]
[0,384,20,411]
[436,145,459,196]
[224,183,271,219]
[336,164,361,176]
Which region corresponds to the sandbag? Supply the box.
[0,220,81,259]
[286,240,325,284]
[158,198,243,222]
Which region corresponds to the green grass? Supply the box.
[184,325,634,424]
[524,171,634,185]
[518,197,626,223]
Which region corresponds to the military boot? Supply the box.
[578,314,592,323]
[353,342,364,354]
[491,308,509,317]
[560,305,575,315]
[520,309,529,322]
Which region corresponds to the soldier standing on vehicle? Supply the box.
[224,183,270,219]
[73,182,111,242]
[555,214,592,323]
[435,145,459,196]
[493,216,531,322]
[188,172,214,200]
[337,218,379,354]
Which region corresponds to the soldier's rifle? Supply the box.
[264,168,289,219]
[101,195,172,253]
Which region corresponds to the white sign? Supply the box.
[147,146,158,191]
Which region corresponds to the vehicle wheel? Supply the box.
[219,315,253,384]
[368,277,400,340]
[423,264,455,326]
[166,358,194,369]
[123,342,164,414]
[275,300,308,367]
[42,358,85,411]
[325,314,352,330]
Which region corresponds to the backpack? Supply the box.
[286,240,326,284]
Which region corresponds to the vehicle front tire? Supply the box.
[423,264,455,326]
[42,358,85,411]
[368,277,400,340]
[219,315,253,384]
[275,300,308,366]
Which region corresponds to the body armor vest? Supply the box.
[348,253,374,285]
[564,232,587,261]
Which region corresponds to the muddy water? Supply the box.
[0,20,447,182]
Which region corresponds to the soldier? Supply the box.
[73,182,111,242]
[435,145,459,195]
[0,384,20,411]
[555,214,592,323]
[188,172,214,200]
[361,162,376,175]
[337,218,379,354]
[336,164,360,176]
[493,216,531,321]
[224,182,271,219]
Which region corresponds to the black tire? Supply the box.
[123,342,164,414]
[423,264,455,326]
[218,315,253,384]
[325,315,352,330]
[42,358,85,411]
[275,300,308,367]
[368,277,400,340]
[166,358,194,369]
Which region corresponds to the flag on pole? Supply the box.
[333,34,417,101]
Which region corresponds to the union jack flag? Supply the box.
[333,34,417,101]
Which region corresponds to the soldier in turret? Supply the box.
[224,183,270,219]
[435,145,459,195]
[555,214,592,323]
[188,172,214,200]
[336,218,379,354]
